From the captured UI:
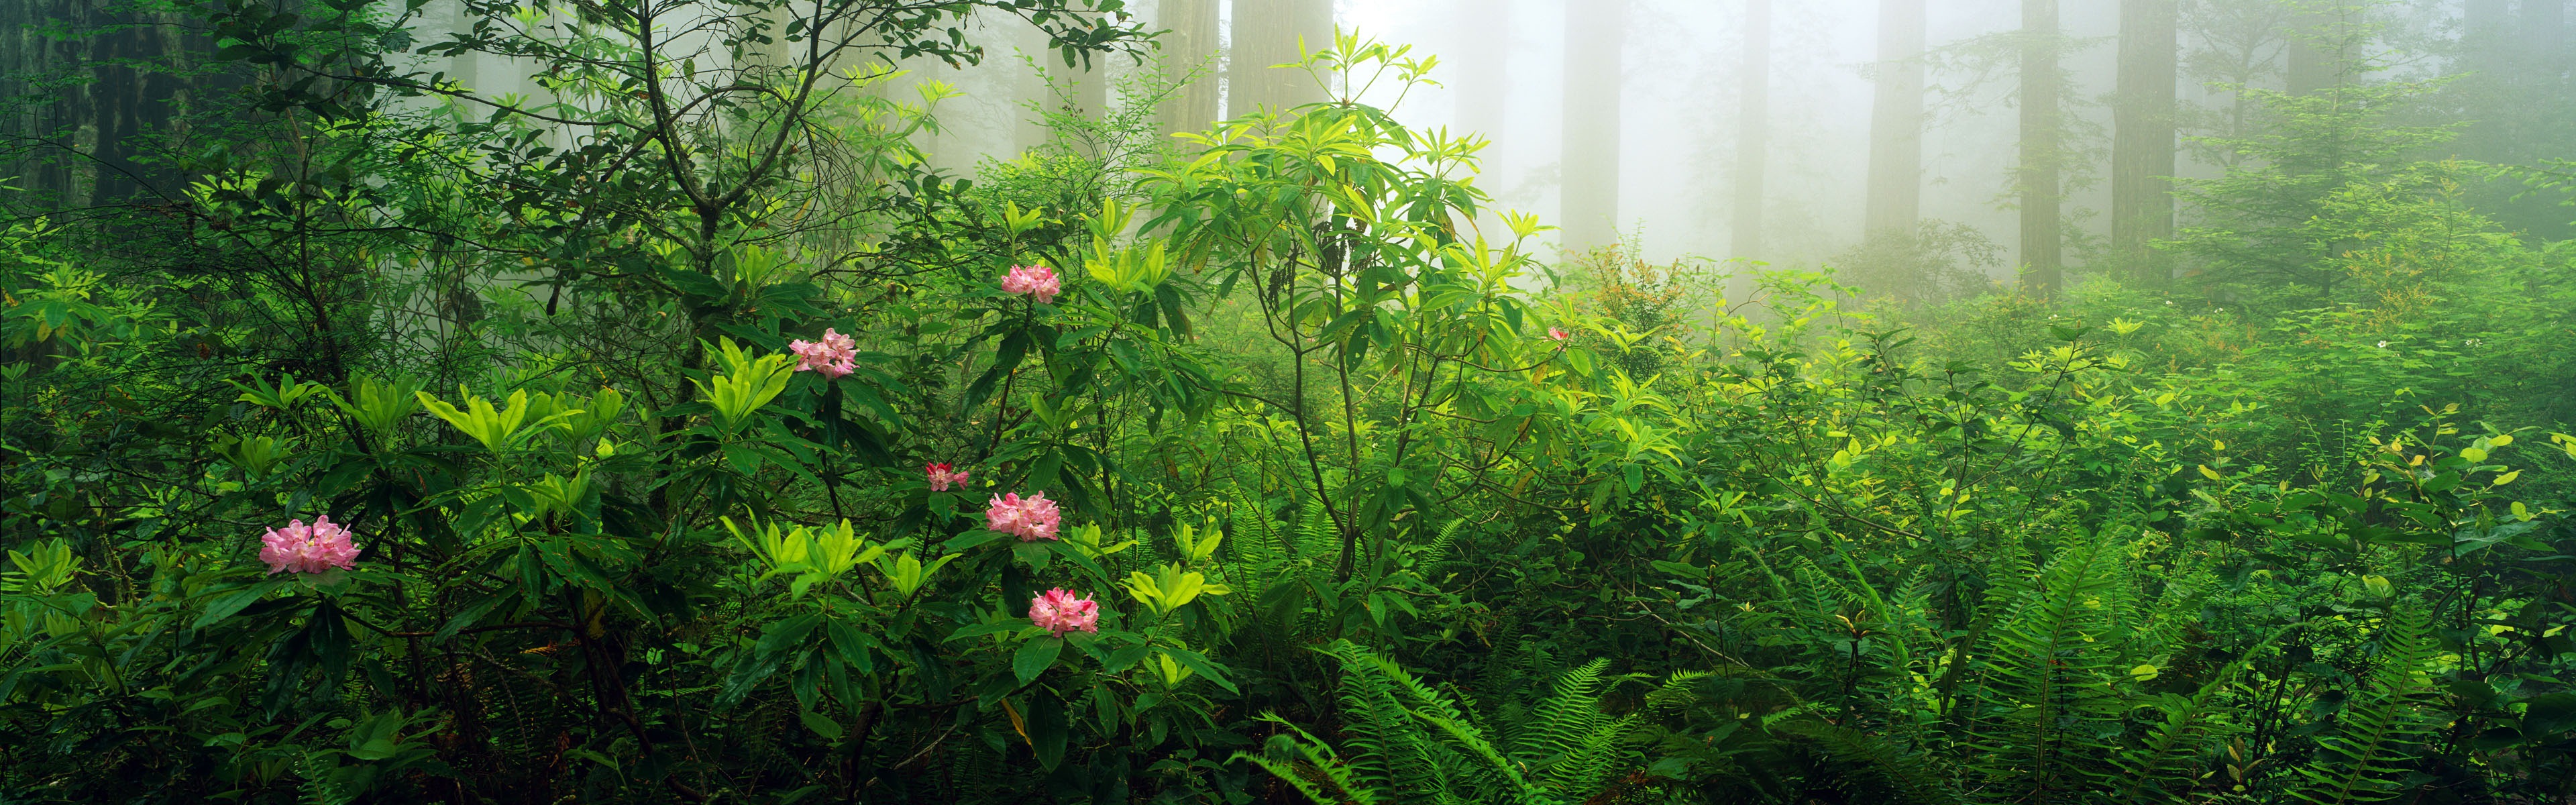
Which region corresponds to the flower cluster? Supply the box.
[1000,265,1061,305]
[984,491,1063,541]
[1028,588,1099,636]
[260,516,360,576]
[924,462,970,492]
[1548,327,1570,342]
[788,329,857,379]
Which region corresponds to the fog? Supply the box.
[868,0,2565,289]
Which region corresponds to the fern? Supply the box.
[2113,639,2269,804]
[1772,719,1965,805]
[1244,641,1639,805]
[1960,531,2131,804]
[2288,608,2440,805]
[1512,658,1635,799]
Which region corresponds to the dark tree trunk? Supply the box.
[1732,0,1771,260]
[2112,0,2178,285]
[1158,0,1221,133]
[1229,0,1334,114]
[0,0,216,209]
[2524,0,2567,75]
[1864,0,1925,239]
[2019,0,2061,297]
[1562,0,1625,252]
[2283,4,2331,95]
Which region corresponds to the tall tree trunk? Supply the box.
[2019,0,2061,297]
[1158,0,1222,133]
[1016,26,1108,153]
[2282,3,2331,95]
[2524,0,2567,76]
[1453,0,1511,141]
[0,0,211,209]
[2459,0,2507,76]
[2112,0,2178,286]
[1864,0,1926,239]
[1732,0,1771,260]
[1562,0,1626,252]
[1229,0,1334,114]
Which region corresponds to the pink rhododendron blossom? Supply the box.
[1028,588,1099,636]
[260,516,360,576]
[1548,327,1570,342]
[984,491,1063,541]
[925,462,970,492]
[788,328,858,379]
[1000,265,1061,305]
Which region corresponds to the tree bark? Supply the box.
[1229,0,1334,114]
[1452,0,1511,142]
[2282,4,2332,95]
[2523,0,2567,76]
[2112,0,2177,285]
[1157,0,1221,133]
[2019,0,2061,297]
[1864,0,1925,240]
[0,0,213,208]
[1562,0,1626,252]
[1731,0,1770,260]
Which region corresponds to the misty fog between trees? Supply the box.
[3,0,2576,802]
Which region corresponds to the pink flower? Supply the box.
[1028,588,1099,636]
[259,515,359,576]
[925,462,970,492]
[1548,327,1570,342]
[788,328,858,379]
[1000,265,1061,305]
[984,491,1063,541]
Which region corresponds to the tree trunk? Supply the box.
[2019,0,2061,297]
[1452,0,1511,141]
[2523,0,2566,76]
[1229,0,1334,114]
[1731,0,1770,260]
[2282,4,2331,95]
[1864,0,1925,240]
[2460,0,2507,76]
[1158,0,1222,133]
[2112,0,2177,286]
[1562,0,1626,252]
[0,0,212,209]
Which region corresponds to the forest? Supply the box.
[3,0,2575,802]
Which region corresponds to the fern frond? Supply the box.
[1239,713,1389,805]
[2290,609,2439,805]
[1773,718,1965,805]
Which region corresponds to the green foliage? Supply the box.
[4,1,2576,803]
[1239,641,1633,805]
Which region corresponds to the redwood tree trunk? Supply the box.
[1731,0,1771,260]
[2019,0,2061,297]
[1864,0,1925,239]
[1562,0,1626,252]
[1158,0,1222,133]
[1228,0,1334,113]
[2112,0,2178,285]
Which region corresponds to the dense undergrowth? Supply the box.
[6,1,2576,802]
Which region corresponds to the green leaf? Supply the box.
[798,710,845,740]
[1104,644,1153,673]
[1157,647,1238,694]
[193,581,284,630]
[757,613,822,655]
[944,622,1022,643]
[1015,637,1065,685]
[944,529,1006,552]
[1044,540,1114,588]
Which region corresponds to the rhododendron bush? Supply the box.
[9,3,2576,804]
